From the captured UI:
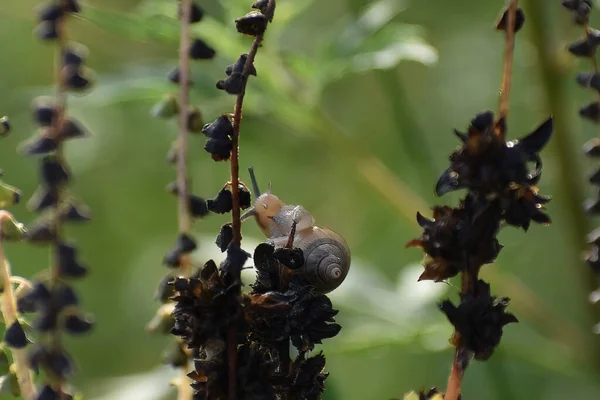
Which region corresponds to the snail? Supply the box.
[241,167,350,293]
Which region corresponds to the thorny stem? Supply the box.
[228,2,276,399]
[0,212,36,400]
[176,1,194,399]
[499,0,519,119]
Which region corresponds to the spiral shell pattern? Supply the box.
[295,228,350,293]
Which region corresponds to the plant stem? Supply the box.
[177,0,192,243]
[230,0,276,247]
[523,0,600,368]
[445,353,464,400]
[176,2,193,399]
[51,5,69,396]
[177,368,193,400]
[499,0,518,120]
[0,212,36,400]
[228,3,275,399]
[445,3,519,397]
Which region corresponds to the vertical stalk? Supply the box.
[177,0,192,242]
[444,3,518,399]
[176,2,193,399]
[499,0,519,119]
[0,213,36,400]
[227,2,275,399]
[445,354,464,400]
[51,4,68,396]
[523,0,600,347]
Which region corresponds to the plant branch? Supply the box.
[523,0,600,368]
[499,0,519,119]
[230,0,276,247]
[177,0,192,244]
[0,211,36,400]
[50,5,69,396]
[228,3,275,400]
[175,2,194,399]
[445,353,464,400]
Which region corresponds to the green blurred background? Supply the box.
[2,0,600,399]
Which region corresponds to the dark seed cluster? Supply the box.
[17,0,94,397]
[406,6,552,375]
[408,110,551,360]
[562,0,600,333]
[171,238,339,399]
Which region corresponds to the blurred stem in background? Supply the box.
[523,0,600,370]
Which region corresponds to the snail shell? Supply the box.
[271,225,350,294]
[242,192,351,293]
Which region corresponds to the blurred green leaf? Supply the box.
[350,24,438,72]
[83,5,179,45]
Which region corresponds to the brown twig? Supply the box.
[230,0,276,247]
[228,2,275,399]
[445,353,465,400]
[176,1,194,399]
[177,0,192,242]
[498,0,518,119]
[444,4,519,399]
[51,5,69,397]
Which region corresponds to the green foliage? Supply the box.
[0,0,599,399]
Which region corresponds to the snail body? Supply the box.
[242,191,350,293]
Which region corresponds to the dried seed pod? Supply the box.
[61,65,95,91]
[179,2,204,23]
[60,118,88,139]
[32,97,58,126]
[225,54,257,77]
[576,72,600,91]
[580,101,600,122]
[64,314,93,334]
[20,136,59,156]
[35,20,59,40]
[207,188,233,214]
[216,223,233,252]
[235,11,268,36]
[4,321,30,349]
[496,7,525,33]
[584,138,600,157]
[168,66,192,85]
[187,105,204,132]
[163,233,197,268]
[189,38,216,60]
[57,242,88,279]
[0,116,10,137]
[152,94,179,119]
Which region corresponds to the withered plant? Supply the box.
[162,1,344,399]
[406,2,553,399]
[561,0,600,334]
[16,0,96,398]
